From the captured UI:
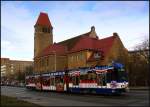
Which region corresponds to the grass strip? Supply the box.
[1,95,42,107]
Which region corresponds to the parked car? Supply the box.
[19,82,25,87]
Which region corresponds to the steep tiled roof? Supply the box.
[35,32,91,58]
[58,32,91,50]
[70,35,116,56]
[35,12,52,27]
[69,36,96,52]
[39,43,67,57]
[94,35,116,56]
[36,30,117,60]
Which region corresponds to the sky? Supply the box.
[1,1,149,61]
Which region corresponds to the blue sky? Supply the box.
[1,1,149,61]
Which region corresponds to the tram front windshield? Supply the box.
[107,68,128,82]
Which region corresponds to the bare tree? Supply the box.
[134,37,149,63]
[128,38,149,86]
[25,65,34,75]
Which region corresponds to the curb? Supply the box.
[129,87,149,90]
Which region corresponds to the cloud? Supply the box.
[1,2,34,60]
[1,40,17,51]
[48,1,148,45]
[1,1,149,60]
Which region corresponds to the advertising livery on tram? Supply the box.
[25,62,129,95]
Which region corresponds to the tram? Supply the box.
[25,75,36,89]
[25,62,129,95]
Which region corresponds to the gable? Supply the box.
[104,35,128,64]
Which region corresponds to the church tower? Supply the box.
[34,12,53,57]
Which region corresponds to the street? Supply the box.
[1,86,149,106]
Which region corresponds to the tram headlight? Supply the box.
[123,81,128,88]
[112,89,115,93]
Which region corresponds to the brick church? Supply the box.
[34,12,128,73]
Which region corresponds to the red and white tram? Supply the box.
[25,63,129,95]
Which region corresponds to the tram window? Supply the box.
[32,78,35,83]
[55,77,60,84]
[30,77,33,83]
[88,73,91,80]
[38,77,42,83]
[47,79,50,85]
[102,73,106,86]
[55,76,64,84]
[72,76,79,85]
[43,77,50,86]
[72,76,76,85]
[80,74,88,81]
[80,75,84,80]
[60,76,64,83]
[106,71,111,83]
[69,76,72,83]
[107,69,125,82]
[106,69,113,83]
[88,72,96,80]
[34,78,37,83]
[97,73,106,86]
[117,69,127,81]
[35,77,40,83]
[97,74,103,86]
[50,78,55,85]
[76,76,79,85]
[111,69,118,81]
[27,78,30,83]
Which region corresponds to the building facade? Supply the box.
[1,58,10,77]
[34,12,128,73]
[1,58,33,78]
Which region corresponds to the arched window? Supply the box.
[45,28,47,32]
[42,27,48,33]
[42,28,45,32]
[46,57,49,66]
[48,28,50,33]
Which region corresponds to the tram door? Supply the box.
[64,70,69,92]
[97,72,106,86]
[35,75,42,90]
[42,76,50,90]
[64,75,69,92]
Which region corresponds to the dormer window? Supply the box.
[94,52,101,59]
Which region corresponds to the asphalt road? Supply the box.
[1,86,149,106]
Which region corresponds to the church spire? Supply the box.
[34,12,53,57]
[35,12,52,28]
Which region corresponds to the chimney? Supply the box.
[91,26,95,32]
[89,26,98,39]
[113,32,118,37]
